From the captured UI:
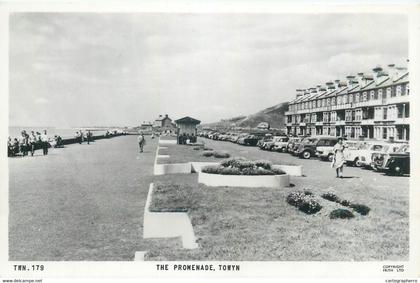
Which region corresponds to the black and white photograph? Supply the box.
[0,1,419,280]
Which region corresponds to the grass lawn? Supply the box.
[156,144,230,164]
[149,183,195,212]
[145,173,408,261]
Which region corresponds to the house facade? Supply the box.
[284,64,409,141]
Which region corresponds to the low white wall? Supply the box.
[154,162,192,175]
[273,164,303,176]
[143,183,198,249]
[198,171,290,188]
[157,155,170,158]
[159,139,177,145]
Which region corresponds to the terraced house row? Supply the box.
[284,64,410,141]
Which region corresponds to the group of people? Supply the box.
[8,130,58,157]
[75,130,93,145]
[178,133,197,145]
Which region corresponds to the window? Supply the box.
[322,99,326,107]
[331,97,336,105]
[406,83,409,95]
[378,89,383,100]
[337,96,342,104]
[327,98,330,106]
[349,94,353,103]
[386,87,393,97]
[343,95,348,104]
[396,85,402,96]
[383,108,387,120]
[355,93,360,103]
[382,128,387,139]
[370,90,375,100]
[317,100,321,107]
[387,87,392,98]
[363,92,367,101]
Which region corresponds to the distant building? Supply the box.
[175,116,201,136]
[154,114,177,134]
[285,63,409,141]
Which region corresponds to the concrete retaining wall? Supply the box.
[143,183,198,249]
[198,171,290,188]
[154,162,192,175]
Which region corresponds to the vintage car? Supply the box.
[372,144,410,175]
[356,142,403,168]
[286,137,303,154]
[296,136,338,159]
[258,134,274,149]
[315,137,339,161]
[343,140,367,166]
[272,136,290,152]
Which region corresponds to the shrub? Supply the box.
[340,199,352,207]
[271,167,286,175]
[213,151,230,158]
[202,165,222,174]
[330,209,355,219]
[203,146,213,151]
[220,167,241,175]
[321,192,340,202]
[349,203,371,215]
[254,160,272,170]
[193,147,201,151]
[220,157,247,168]
[303,190,313,196]
[286,191,322,215]
[202,151,214,157]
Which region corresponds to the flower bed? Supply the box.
[321,192,371,216]
[199,158,289,188]
[202,158,285,175]
[286,191,322,214]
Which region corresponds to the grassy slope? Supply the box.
[204,102,288,129]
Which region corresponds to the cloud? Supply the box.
[34,97,50,105]
[9,13,408,126]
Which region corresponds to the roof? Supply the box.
[175,116,201,124]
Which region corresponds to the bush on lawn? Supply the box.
[330,209,355,219]
[349,203,371,215]
[321,192,340,202]
[340,199,352,207]
[213,151,230,158]
[203,146,213,151]
[202,151,214,157]
[202,157,286,175]
[286,191,322,215]
[193,147,201,150]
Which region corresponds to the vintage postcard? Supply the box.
[0,0,419,280]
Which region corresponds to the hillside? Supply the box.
[204,102,288,129]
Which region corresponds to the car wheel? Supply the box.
[302,150,311,159]
[328,154,334,162]
[281,147,287,153]
[394,166,402,175]
[354,158,362,167]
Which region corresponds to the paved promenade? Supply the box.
[9,135,157,260]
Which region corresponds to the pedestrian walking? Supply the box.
[87,130,92,144]
[331,137,347,178]
[41,130,49,155]
[29,131,37,156]
[138,133,146,153]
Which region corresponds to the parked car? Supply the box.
[372,144,410,175]
[343,140,367,166]
[296,136,332,159]
[258,134,273,149]
[356,142,403,168]
[272,136,290,152]
[286,137,303,154]
[242,134,263,146]
[315,137,339,161]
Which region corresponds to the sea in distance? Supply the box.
[8,126,120,139]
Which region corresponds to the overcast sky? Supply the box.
[9,13,407,127]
